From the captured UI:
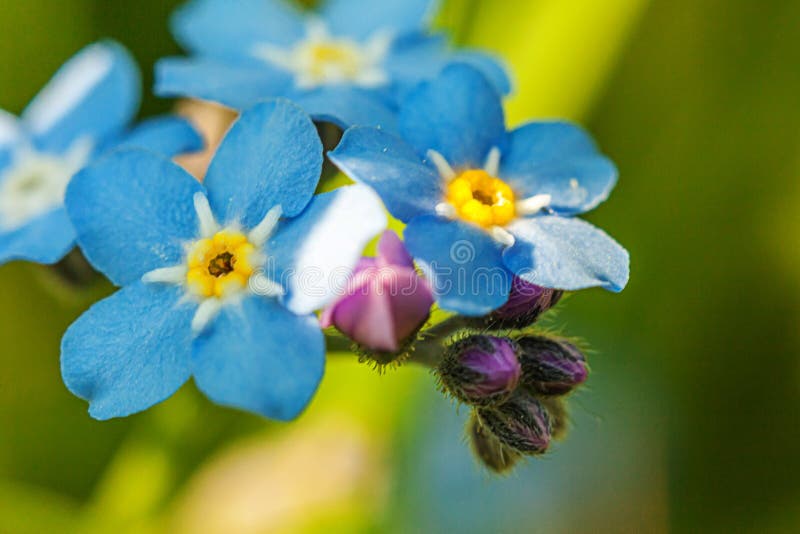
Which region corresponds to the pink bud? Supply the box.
[321,231,434,352]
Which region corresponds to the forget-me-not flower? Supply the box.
[155,0,510,130]
[61,100,386,420]
[0,41,202,266]
[330,64,629,316]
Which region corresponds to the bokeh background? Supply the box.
[2,0,799,532]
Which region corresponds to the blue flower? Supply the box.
[0,41,203,266]
[155,0,510,130]
[61,99,386,420]
[329,64,629,316]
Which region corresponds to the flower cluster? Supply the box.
[0,0,629,475]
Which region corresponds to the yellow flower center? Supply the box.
[445,170,517,228]
[308,42,360,78]
[186,230,257,298]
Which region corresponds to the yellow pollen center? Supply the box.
[186,230,256,298]
[445,169,516,228]
[309,43,359,77]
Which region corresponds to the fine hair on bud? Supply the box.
[540,397,569,441]
[468,411,520,474]
[516,336,588,396]
[437,335,521,407]
[476,391,552,455]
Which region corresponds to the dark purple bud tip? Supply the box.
[438,336,521,407]
[472,277,563,330]
[468,412,520,474]
[476,392,552,455]
[516,336,588,396]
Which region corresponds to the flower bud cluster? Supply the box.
[433,277,590,473]
[438,332,586,472]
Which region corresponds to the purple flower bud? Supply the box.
[474,277,562,330]
[468,412,520,474]
[438,336,521,406]
[516,336,588,396]
[321,231,434,353]
[477,392,552,455]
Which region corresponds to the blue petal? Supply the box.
[501,122,618,215]
[205,100,322,226]
[398,63,506,169]
[192,296,324,421]
[385,33,449,88]
[329,126,441,222]
[386,35,512,98]
[290,87,398,131]
[0,149,12,175]
[504,216,629,292]
[321,0,436,40]
[451,50,512,96]
[66,149,203,286]
[0,208,75,266]
[0,110,21,172]
[22,41,140,154]
[269,185,387,315]
[114,115,204,157]
[155,57,293,111]
[171,0,305,57]
[403,215,512,315]
[61,282,194,420]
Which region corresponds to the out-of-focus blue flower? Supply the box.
[156,0,510,130]
[0,41,203,266]
[330,64,629,316]
[61,99,386,420]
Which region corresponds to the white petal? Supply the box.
[426,149,456,180]
[363,29,395,62]
[516,194,552,216]
[484,146,501,176]
[248,205,283,247]
[248,272,286,297]
[353,68,390,88]
[251,44,294,70]
[490,226,516,247]
[193,192,219,238]
[435,202,457,219]
[305,17,330,41]
[285,185,387,315]
[192,298,222,334]
[142,265,187,285]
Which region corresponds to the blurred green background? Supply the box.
[2,0,800,532]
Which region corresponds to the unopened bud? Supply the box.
[540,397,568,440]
[477,392,552,455]
[473,277,562,330]
[438,336,521,406]
[468,412,520,474]
[517,336,588,396]
[321,231,434,356]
